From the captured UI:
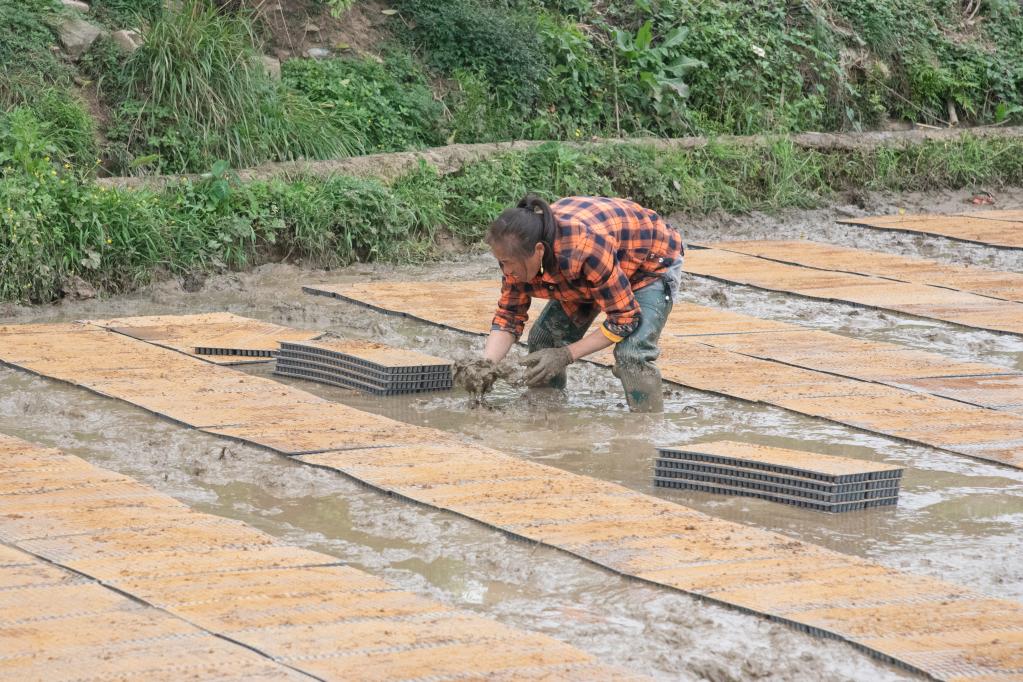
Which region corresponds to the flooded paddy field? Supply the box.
[2,190,1020,680]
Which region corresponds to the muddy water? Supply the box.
[0,368,911,681]
[2,190,1021,679]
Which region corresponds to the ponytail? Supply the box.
[486,193,557,273]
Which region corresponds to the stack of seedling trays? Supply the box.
[654,441,903,512]
[196,344,276,358]
[274,339,453,396]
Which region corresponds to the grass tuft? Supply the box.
[117,0,355,172]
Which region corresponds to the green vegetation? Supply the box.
[89,0,163,27]
[4,99,1022,303]
[0,0,93,167]
[110,1,353,173]
[393,0,550,106]
[0,0,64,81]
[5,0,1023,175]
[283,52,445,153]
[3,0,1023,304]
[387,0,1023,138]
[0,108,164,302]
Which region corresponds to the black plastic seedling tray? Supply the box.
[654,458,902,495]
[279,341,452,377]
[656,447,904,484]
[653,477,899,512]
[654,466,899,503]
[276,349,451,384]
[274,363,452,395]
[196,346,277,357]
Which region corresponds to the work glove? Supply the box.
[520,346,574,387]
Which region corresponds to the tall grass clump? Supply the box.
[118,0,355,172]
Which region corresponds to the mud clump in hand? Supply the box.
[453,359,523,404]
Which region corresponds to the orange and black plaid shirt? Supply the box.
[492,196,683,342]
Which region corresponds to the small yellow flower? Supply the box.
[106,239,112,244]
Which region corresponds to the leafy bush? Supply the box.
[612,20,705,132]
[283,54,445,152]
[1,74,98,168]
[445,69,532,144]
[0,108,164,302]
[391,0,551,106]
[531,12,613,138]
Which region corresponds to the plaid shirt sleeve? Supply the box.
[491,275,531,337]
[566,221,641,343]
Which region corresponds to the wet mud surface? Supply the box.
[453,358,524,402]
[2,188,1021,679]
[0,368,912,681]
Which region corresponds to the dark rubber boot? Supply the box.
[615,364,664,413]
[612,278,673,413]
